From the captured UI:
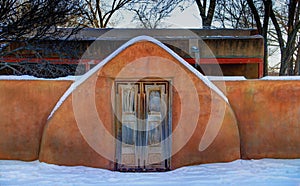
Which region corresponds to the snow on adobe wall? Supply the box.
[207,76,247,81]
[0,75,78,81]
[261,76,300,80]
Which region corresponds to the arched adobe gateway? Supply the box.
[39,36,240,171]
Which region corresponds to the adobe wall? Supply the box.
[0,80,72,160]
[213,80,300,159]
[1,77,300,169]
[39,41,241,170]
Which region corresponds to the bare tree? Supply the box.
[247,0,300,75]
[0,0,81,53]
[0,0,82,77]
[127,0,191,28]
[195,0,216,28]
[270,0,300,75]
[246,0,272,76]
[1,0,81,40]
[214,0,263,29]
[78,0,133,28]
[295,37,300,74]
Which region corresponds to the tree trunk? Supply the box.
[286,0,297,75]
[195,0,216,29]
[279,1,300,75]
[262,0,272,76]
[294,40,300,75]
[246,0,262,33]
[246,0,270,76]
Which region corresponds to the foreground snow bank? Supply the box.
[0,159,299,185]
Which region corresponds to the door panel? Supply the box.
[115,80,171,172]
[144,84,167,168]
[116,83,139,168]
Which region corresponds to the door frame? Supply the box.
[113,78,172,172]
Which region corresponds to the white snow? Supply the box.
[207,76,247,81]
[0,75,79,81]
[48,35,228,120]
[0,159,299,185]
[262,76,300,80]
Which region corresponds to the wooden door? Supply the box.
[115,80,171,172]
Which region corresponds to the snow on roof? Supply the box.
[0,75,78,81]
[66,28,260,41]
[48,35,228,120]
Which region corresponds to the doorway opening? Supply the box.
[114,79,171,172]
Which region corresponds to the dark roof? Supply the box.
[66,28,261,41]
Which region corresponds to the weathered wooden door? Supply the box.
[115,80,171,172]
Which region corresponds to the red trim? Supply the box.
[1,57,264,78]
[258,61,264,78]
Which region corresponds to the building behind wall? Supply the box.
[1,28,264,79]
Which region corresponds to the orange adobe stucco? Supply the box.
[0,80,72,160]
[221,80,300,159]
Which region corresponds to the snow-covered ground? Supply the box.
[1,159,300,186]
